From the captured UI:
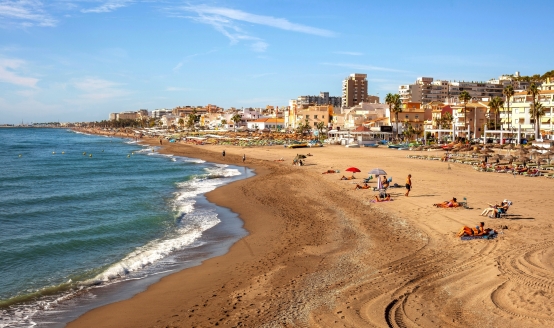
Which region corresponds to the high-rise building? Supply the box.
[342,74,368,108]
[296,92,341,107]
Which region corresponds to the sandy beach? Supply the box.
[67,134,554,327]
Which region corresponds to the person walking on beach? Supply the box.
[159,138,162,145]
[242,154,246,163]
[405,174,412,197]
[222,150,226,160]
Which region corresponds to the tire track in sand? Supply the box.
[491,241,554,322]
[381,239,499,328]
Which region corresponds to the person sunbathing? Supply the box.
[381,176,390,189]
[322,169,336,174]
[492,202,511,218]
[457,222,486,237]
[354,183,370,190]
[481,201,506,216]
[434,197,459,208]
[340,175,354,180]
[374,193,391,202]
[516,166,528,174]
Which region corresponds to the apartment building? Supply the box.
[450,101,489,138]
[151,109,172,118]
[503,88,554,137]
[342,73,368,108]
[293,105,332,130]
[296,92,341,108]
[340,102,390,130]
[389,102,432,135]
[399,74,531,104]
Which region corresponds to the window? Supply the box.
[314,115,318,119]
[306,115,309,119]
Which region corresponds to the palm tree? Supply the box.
[442,112,454,129]
[503,85,514,133]
[488,96,504,130]
[458,91,471,128]
[231,114,241,132]
[315,121,325,141]
[392,95,402,140]
[530,101,544,139]
[221,119,227,128]
[177,118,184,130]
[527,83,541,140]
[186,113,196,131]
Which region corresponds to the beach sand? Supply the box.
[68,136,554,327]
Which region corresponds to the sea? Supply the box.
[0,128,250,327]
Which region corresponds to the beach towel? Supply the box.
[460,234,497,241]
[370,199,394,203]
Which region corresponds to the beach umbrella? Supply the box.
[504,154,516,162]
[345,167,361,173]
[490,154,503,162]
[513,149,528,157]
[542,150,554,165]
[368,168,387,176]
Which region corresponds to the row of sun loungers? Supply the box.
[407,154,554,178]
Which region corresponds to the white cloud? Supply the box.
[169,5,335,52]
[0,0,57,27]
[322,62,410,73]
[173,62,183,71]
[81,0,132,13]
[181,5,336,37]
[335,51,363,56]
[0,58,39,87]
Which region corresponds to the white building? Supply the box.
[399,73,533,104]
[246,118,285,131]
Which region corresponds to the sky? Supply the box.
[0,0,552,124]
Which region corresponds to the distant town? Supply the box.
[7,70,554,142]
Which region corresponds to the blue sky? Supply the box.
[0,0,552,124]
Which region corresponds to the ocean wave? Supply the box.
[84,209,219,285]
[82,164,240,285]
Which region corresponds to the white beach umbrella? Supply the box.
[368,168,388,176]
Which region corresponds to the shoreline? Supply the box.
[2,130,251,328]
[68,133,554,327]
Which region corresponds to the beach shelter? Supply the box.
[368,168,387,176]
[345,167,361,173]
[367,168,387,189]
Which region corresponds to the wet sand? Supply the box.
[68,137,554,327]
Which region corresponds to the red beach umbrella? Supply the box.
[345,167,361,173]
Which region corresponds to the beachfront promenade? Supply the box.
[69,135,554,328]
